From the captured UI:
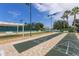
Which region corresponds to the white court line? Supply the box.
[65,41,70,54]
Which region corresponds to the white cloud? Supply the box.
[34,3,63,14]
[8,10,21,18]
[34,3,79,25]
[34,3,50,12]
[34,3,79,13]
[59,3,79,10]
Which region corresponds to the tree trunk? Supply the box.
[66,17,69,31]
[64,19,66,31]
[73,14,76,32]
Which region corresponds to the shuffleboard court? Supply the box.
[46,33,79,56]
[13,33,61,53]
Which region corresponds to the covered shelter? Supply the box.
[0,21,23,26]
[0,21,23,32]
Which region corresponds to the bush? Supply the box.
[68,27,74,32]
[77,29,79,33]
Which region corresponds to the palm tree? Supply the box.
[71,7,79,31]
[64,10,71,25]
[62,10,71,31]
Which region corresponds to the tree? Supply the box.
[75,19,79,30]
[61,10,71,30]
[70,7,79,31]
[53,20,68,31]
[63,10,71,25]
[24,22,44,31]
[26,23,32,30]
[75,19,79,26]
[68,26,74,32]
[61,14,66,30]
[35,23,44,31]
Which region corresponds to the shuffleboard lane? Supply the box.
[13,33,62,53]
[46,33,79,56]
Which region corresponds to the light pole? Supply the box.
[29,3,32,36]
[48,15,53,32]
[20,19,25,38]
[47,12,60,32]
[25,3,32,36]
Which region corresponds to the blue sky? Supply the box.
[0,3,79,27]
[0,3,52,27]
